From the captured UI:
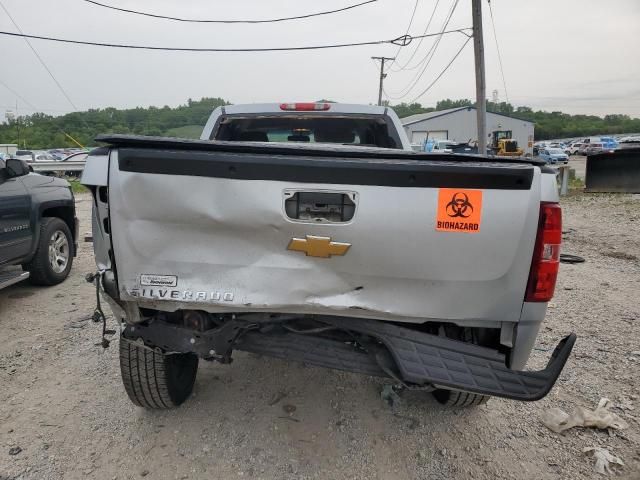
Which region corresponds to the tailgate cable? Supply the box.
[86,271,116,348]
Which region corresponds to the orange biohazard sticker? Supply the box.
[436,189,483,233]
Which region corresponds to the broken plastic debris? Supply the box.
[380,384,401,410]
[583,447,624,475]
[540,398,629,434]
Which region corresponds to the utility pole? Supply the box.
[371,56,394,106]
[471,0,487,155]
[15,100,20,148]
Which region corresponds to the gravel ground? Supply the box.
[1,191,639,480]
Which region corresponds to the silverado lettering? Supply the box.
[131,289,235,301]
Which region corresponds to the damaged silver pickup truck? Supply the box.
[82,102,575,409]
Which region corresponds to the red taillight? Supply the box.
[525,202,562,302]
[279,102,331,111]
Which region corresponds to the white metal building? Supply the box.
[401,106,535,156]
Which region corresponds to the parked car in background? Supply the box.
[431,140,455,152]
[577,143,593,155]
[599,137,619,150]
[57,151,89,177]
[539,148,568,163]
[14,150,35,162]
[618,136,640,149]
[33,152,56,162]
[566,142,583,155]
[532,143,544,156]
[60,151,89,162]
[581,137,618,150]
[0,157,77,290]
[48,149,66,160]
[583,143,615,156]
[425,140,477,154]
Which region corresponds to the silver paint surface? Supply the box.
[104,154,545,325]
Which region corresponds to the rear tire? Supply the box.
[27,217,73,286]
[432,389,489,407]
[119,337,199,409]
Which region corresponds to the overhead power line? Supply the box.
[407,35,471,103]
[0,28,471,53]
[384,0,462,99]
[487,0,509,103]
[389,0,420,64]
[81,0,378,24]
[403,0,460,74]
[390,0,441,72]
[0,77,38,111]
[391,0,457,74]
[0,1,79,111]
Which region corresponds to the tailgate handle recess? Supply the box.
[284,190,356,223]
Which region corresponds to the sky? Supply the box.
[0,0,639,119]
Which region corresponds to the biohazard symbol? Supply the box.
[436,188,482,233]
[445,192,474,218]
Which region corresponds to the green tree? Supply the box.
[1,96,639,146]
[436,98,473,110]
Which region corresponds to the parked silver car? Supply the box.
[14,150,35,162]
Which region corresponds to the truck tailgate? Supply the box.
[108,146,541,324]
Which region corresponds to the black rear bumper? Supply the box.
[122,316,576,402]
[320,317,576,401]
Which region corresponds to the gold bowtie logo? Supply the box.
[287,235,351,258]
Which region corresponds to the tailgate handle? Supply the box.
[284,190,356,223]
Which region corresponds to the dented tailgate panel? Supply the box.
[108,148,541,325]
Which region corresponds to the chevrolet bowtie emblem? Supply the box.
[287,235,351,258]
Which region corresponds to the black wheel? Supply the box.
[27,217,74,285]
[119,337,199,409]
[432,389,489,407]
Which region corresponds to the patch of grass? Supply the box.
[569,176,584,189]
[68,178,88,194]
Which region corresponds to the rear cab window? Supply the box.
[213,115,402,149]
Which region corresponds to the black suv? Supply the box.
[0,158,77,289]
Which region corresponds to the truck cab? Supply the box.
[201,102,412,150]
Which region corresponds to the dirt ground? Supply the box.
[1,190,639,480]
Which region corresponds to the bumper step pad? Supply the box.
[123,316,576,401]
[319,317,576,401]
